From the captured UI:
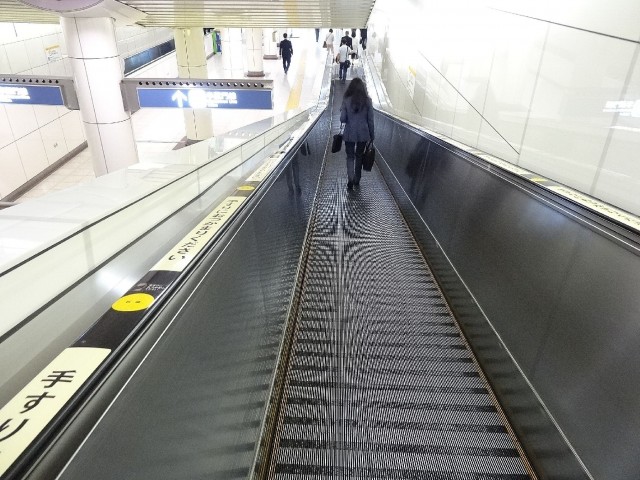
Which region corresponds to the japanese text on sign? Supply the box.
[0,86,30,103]
[0,348,110,476]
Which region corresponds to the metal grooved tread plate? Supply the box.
[269,99,534,479]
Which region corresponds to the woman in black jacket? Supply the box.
[340,77,375,190]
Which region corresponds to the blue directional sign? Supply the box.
[0,84,64,106]
[136,87,272,110]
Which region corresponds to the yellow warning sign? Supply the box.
[247,156,281,182]
[0,347,111,476]
[112,293,155,312]
[151,196,246,272]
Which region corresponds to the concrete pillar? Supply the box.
[220,28,245,77]
[263,28,278,60]
[245,28,264,77]
[61,16,138,176]
[174,28,214,141]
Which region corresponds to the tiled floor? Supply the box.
[15,28,331,202]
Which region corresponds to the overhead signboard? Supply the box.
[121,78,274,112]
[0,76,78,109]
[0,84,63,106]
[136,87,272,109]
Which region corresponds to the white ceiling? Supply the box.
[0,0,376,28]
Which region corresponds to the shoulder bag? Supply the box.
[362,142,375,171]
[332,124,344,153]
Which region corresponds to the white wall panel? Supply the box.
[0,144,27,197]
[59,109,86,149]
[434,76,457,138]
[25,36,46,69]
[41,33,59,50]
[0,24,17,43]
[595,126,640,215]
[5,104,37,141]
[478,12,547,158]
[489,0,640,43]
[121,37,134,55]
[31,64,51,75]
[34,104,59,128]
[14,23,59,40]
[4,41,30,72]
[57,32,67,56]
[40,119,67,164]
[451,101,482,147]
[16,130,48,179]
[0,107,13,149]
[519,27,634,191]
[0,46,9,72]
[370,0,640,215]
[478,121,519,163]
[451,35,493,147]
[48,59,67,76]
[592,52,640,215]
[421,67,441,130]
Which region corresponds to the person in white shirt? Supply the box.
[325,29,335,55]
[337,40,351,83]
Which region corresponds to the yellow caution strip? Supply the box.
[0,347,111,476]
[151,196,247,273]
[247,153,285,182]
[286,48,307,110]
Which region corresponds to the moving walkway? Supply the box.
[3,81,639,480]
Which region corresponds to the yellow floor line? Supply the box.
[286,48,307,110]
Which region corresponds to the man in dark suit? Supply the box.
[279,33,293,73]
[341,31,353,49]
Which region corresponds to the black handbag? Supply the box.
[331,133,342,153]
[362,142,375,171]
[300,141,311,156]
[331,125,344,153]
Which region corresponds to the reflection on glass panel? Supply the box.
[367,0,640,217]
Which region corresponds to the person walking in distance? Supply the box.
[340,77,375,190]
[325,29,335,55]
[341,30,353,49]
[337,39,351,83]
[279,33,293,73]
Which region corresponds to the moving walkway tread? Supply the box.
[267,100,536,479]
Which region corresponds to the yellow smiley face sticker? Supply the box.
[112,293,155,312]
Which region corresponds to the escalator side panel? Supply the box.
[49,117,329,480]
[373,111,640,479]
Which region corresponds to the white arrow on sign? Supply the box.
[171,90,188,108]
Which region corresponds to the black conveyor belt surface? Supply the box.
[268,84,535,479]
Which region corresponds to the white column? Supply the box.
[220,28,245,77]
[263,28,278,59]
[61,16,138,176]
[245,28,264,77]
[174,28,214,141]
